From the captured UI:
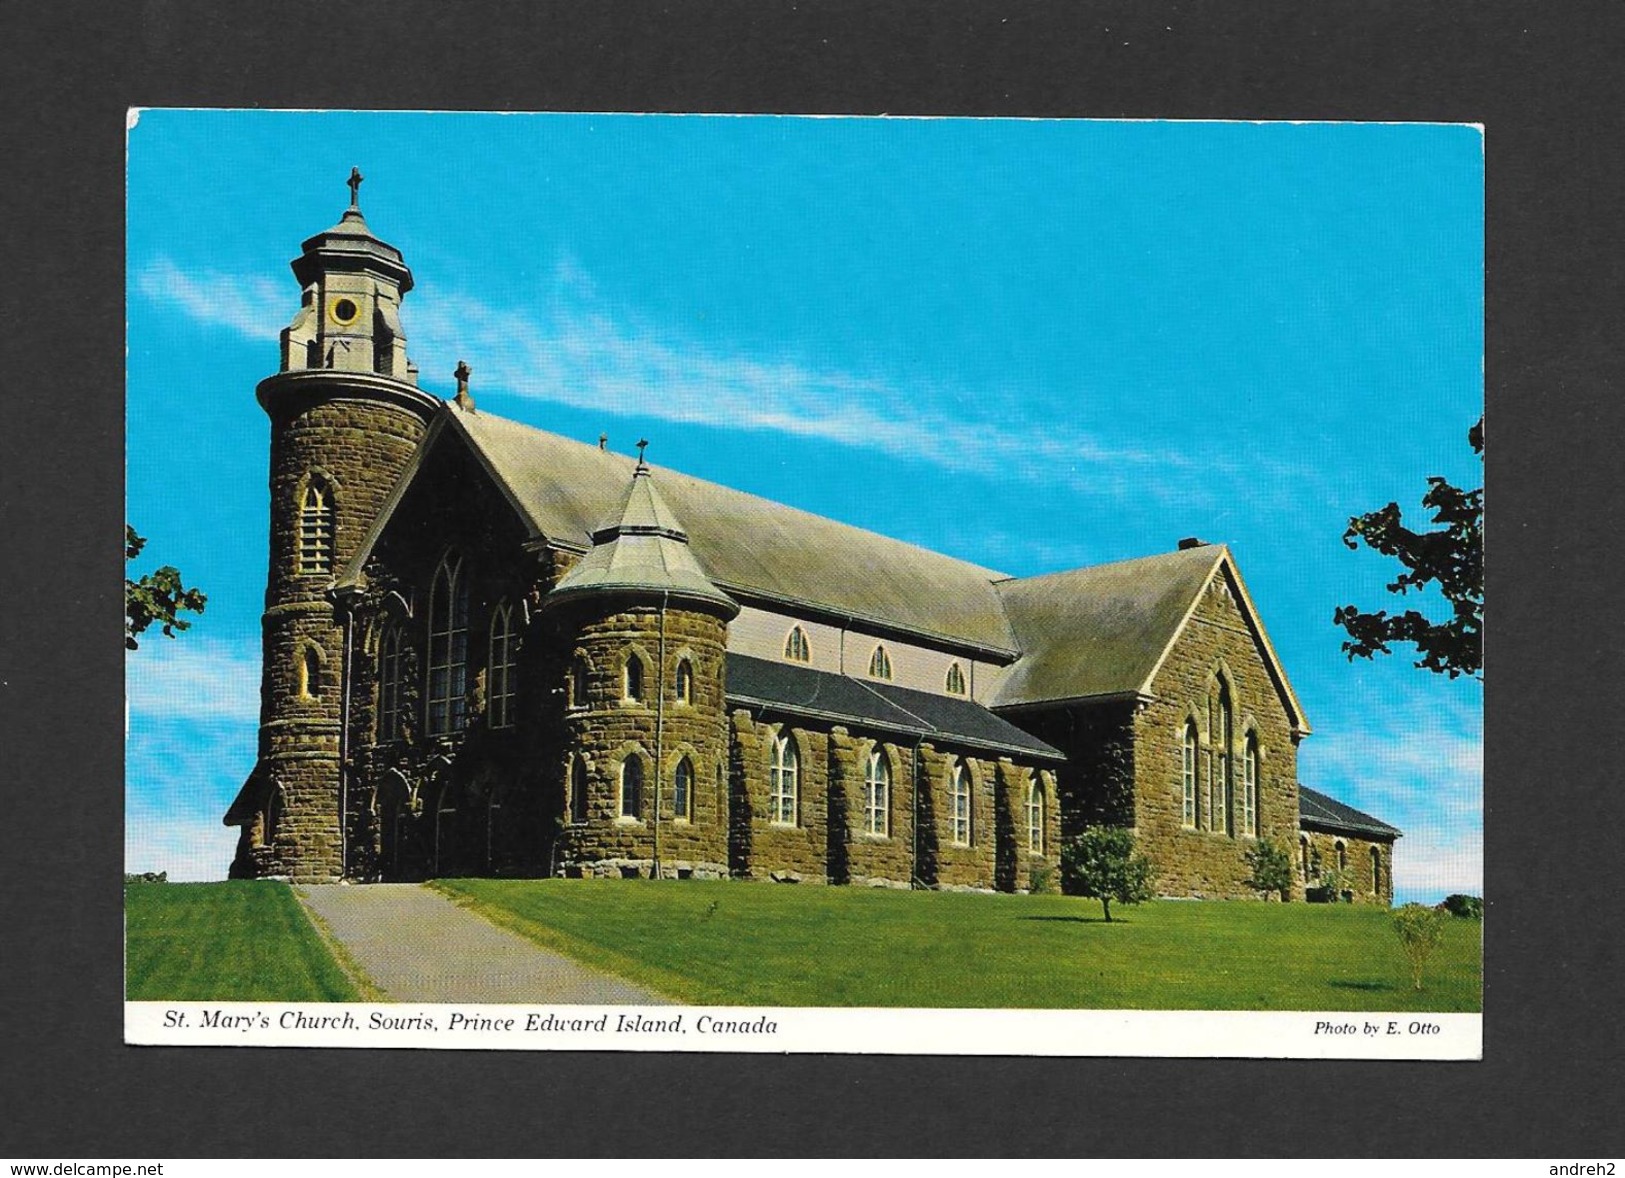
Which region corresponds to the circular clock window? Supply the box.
[329,297,360,325]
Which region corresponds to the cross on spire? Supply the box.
[346,166,364,208]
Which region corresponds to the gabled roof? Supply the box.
[993,545,1224,705]
[368,404,1021,654]
[726,653,1064,762]
[1298,785,1403,840]
[340,405,1305,731]
[991,544,1308,733]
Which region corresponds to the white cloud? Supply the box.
[1299,674,1483,903]
[126,634,260,725]
[407,279,1201,493]
[125,807,239,882]
[135,246,1210,493]
[126,635,261,882]
[1392,823,1483,906]
[134,256,285,342]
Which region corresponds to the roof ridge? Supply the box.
[454,403,1012,581]
[995,543,1225,587]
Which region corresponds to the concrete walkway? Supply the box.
[298,883,670,1005]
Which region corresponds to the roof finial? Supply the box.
[635,438,649,471]
[598,432,608,451]
[346,166,364,208]
[453,360,475,412]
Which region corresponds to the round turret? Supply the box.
[229,173,440,882]
[544,451,737,879]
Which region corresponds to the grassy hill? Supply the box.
[437,878,1482,1012]
[125,880,359,1001]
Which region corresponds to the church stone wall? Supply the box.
[558,603,731,878]
[1134,565,1300,899]
[832,733,917,888]
[1300,830,1395,906]
[251,389,431,881]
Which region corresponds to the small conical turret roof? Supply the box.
[545,454,739,617]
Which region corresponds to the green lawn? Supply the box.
[437,878,1482,1011]
[125,881,359,1002]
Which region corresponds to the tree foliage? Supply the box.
[1392,902,1447,991]
[126,525,207,650]
[1060,825,1154,922]
[1334,417,1483,679]
[1242,838,1295,901]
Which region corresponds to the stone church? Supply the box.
[224,179,1399,903]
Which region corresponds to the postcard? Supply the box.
[125,110,1483,1057]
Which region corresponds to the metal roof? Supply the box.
[447,405,1020,654]
[1298,785,1403,839]
[726,653,1064,761]
[545,461,740,616]
[340,406,1305,723]
[992,545,1226,706]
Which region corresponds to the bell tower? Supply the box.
[227,171,441,881]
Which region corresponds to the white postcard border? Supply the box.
[126,1002,1480,1059]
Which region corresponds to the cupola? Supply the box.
[279,168,417,381]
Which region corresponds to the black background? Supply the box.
[2,0,1618,1158]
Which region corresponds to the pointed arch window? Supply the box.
[1300,835,1312,881]
[950,762,972,847]
[1181,722,1198,829]
[574,659,589,706]
[298,480,335,576]
[624,654,645,702]
[1208,680,1233,835]
[427,551,469,735]
[1242,735,1259,837]
[569,757,589,825]
[298,645,322,700]
[945,662,967,695]
[784,625,811,663]
[488,601,517,729]
[863,750,890,837]
[675,658,694,705]
[264,784,283,846]
[1370,846,1383,896]
[769,734,799,826]
[379,624,407,741]
[1027,778,1045,855]
[868,644,893,680]
[620,755,644,820]
[1335,840,1348,873]
[673,756,695,823]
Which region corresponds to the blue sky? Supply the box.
[126,110,1482,902]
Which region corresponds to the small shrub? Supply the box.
[1316,866,1356,903]
[1392,902,1447,991]
[1438,893,1483,920]
[1060,826,1154,923]
[1027,860,1056,895]
[124,871,168,884]
[1243,839,1294,901]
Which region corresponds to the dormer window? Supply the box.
[945,662,966,695]
[868,644,893,681]
[784,625,811,663]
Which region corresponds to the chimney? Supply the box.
[1178,537,1208,550]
